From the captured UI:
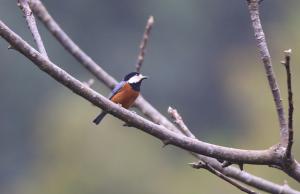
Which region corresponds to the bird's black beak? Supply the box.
[140,75,148,80]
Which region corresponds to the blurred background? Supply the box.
[0,0,300,193]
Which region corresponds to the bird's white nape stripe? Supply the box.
[128,74,144,83]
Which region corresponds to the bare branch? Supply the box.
[0,19,282,167]
[246,0,288,146]
[166,108,300,193]
[190,161,258,194]
[168,107,247,173]
[136,16,154,73]
[203,156,300,194]
[168,107,195,138]
[281,49,294,159]
[18,0,48,59]
[17,0,299,191]
[29,0,116,88]
[167,107,299,193]
[246,0,300,182]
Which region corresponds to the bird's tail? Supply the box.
[93,111,107,125]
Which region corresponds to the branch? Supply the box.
[168,107,195,138]
[197,156,300,194]
[26,0,300,191]
[18,0,48,59]
[246,0,288,146]
[28,0,116,88]
[190,161,258,194]
[168,107,300,194]
[168,105,245,174]
[0,19,281,167]
[135,16,154,73]
[2,3,300,191]
[246,0,300,181]
[281,49,294,159]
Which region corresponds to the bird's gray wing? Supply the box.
[108,81,126,99]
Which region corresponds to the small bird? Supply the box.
[93,72,148,125]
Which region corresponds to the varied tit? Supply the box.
[93,72,148,125]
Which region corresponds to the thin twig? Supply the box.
[168,107,195,138]
[247,0,288,146]
[136,16,154,73]
[190,161,258,194]
[18,0,48,59]
[281,49,294,159]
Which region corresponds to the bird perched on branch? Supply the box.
[93,72,148,125]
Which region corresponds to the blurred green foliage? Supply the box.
[0,0,300,193]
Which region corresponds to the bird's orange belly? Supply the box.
[111,84,139,109]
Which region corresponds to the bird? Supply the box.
[93,72,148,125]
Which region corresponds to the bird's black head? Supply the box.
[123,72,139,81]
[123,72,148,91]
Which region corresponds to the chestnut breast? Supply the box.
[110,83,139,109]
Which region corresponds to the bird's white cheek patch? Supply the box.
[128,75,141,83]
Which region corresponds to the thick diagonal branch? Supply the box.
[247,0,288,146]
[18,0,48,59]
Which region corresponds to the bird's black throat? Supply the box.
[129,82,142,91]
